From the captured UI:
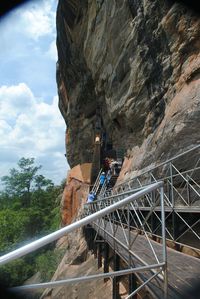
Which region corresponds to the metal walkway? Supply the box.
[97,145,200,251]
[0,183,168,299]
[90,219,200,298]
[0,146,200,298]
[83,145,200,298]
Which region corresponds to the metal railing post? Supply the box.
[169,162,174,207]
[186,174,191,205]
[97,238,102,269]
[170,162,177,242]
[127,204,137,298]
[160,186,168,299]
[104,242,109,282]
[113,253,120,299]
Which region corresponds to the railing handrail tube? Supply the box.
[104,164,200,198]
[99,179,107,195]
[0,182,163,266]
[90,185,147,203]
[108,144,200,189]
[12,263,165,291]
[187,174,200,189]
[149,166,200,184]
[172,164,200,198]
[92,168,102,193]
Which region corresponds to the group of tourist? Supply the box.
[103,157,120,175]
[87,157,121,203]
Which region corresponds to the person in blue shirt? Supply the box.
[99,172,106,186]
[87,191,95,203]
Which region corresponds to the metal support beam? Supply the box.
[160,186,168,299]
[104,242,110,282]
[98,240,102,269]
[127,205,137,298]
[93,243,97,258]
[128,273,137,299]
[172,212,180,250]
[88,226,95,251]
[151,189,157,241]
[12,264,164,291]
[113,253,120,299]
[151,213,157,241]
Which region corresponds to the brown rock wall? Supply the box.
[56,0,200,175]
[61,163,91,225]
[41,231,112,299]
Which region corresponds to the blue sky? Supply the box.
[0,0,69,186]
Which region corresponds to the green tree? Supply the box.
[0,258,34,287]
[1,157,41,206]
[34,174,53,190]
[0,209,29,253]
[0,157,63,287]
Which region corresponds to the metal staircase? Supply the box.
[0,145,200,299]
[96,145,200,251]
[91,169,119,198]
[0,183,168,298]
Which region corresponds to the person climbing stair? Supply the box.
[110,159,120,175]
[99,172,106,186]
[87,191,95,203]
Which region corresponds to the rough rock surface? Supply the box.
[41,232,113,299]
[54,2,200,297]
[56,0,200,175]
[61,163,91,225]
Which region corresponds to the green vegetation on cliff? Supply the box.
[0,158,63,287]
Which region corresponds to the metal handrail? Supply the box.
[101,147,200,212]
[92,186,146,203]
[89,182,168,298]
[88,152,200,249]
[91,168,102,194]
[12,263,164,291]
[172,164,200,200]
[107,144,200,190]
[0,182,163,266]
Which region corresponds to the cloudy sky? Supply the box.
[0,0,69,186]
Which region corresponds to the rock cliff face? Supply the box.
[56,0,200,176]
[41,232,113,299]
[47,2,200,298]
[61,163,91,225]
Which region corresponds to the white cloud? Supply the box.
[0,1,68,186]
[0,0,58,105]
[0,83,35,121]
[0,83,68,185]
[15,0,56,40]
[46,40,58,61]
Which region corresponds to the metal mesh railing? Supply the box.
[95,145,200,250]
[0,182,167,299]
[84,182,168,298]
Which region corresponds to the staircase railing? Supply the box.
[91,168,102,194]
[99,178,107,195]
[0,182,167,299]
[84,181,168,298]
[94,145,200,250]
[106,145,200,198]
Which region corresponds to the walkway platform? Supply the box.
[92,221,200,298]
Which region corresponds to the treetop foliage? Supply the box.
[0,157,64,287]
[2,157,47,197]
